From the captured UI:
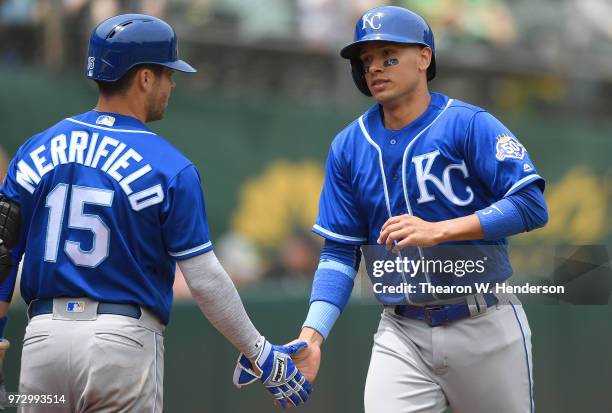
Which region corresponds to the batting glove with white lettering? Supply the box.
[233,337,312,408]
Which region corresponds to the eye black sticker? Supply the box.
[383,58,399,67]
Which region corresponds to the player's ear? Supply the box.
[136,67,155,92]
[418,47,432,73]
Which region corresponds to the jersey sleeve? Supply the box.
[464,111,545,199]
[312,145,367,245]
[161,165,213,260]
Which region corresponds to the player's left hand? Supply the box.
[233,337,312,409]
[378,214,444,251]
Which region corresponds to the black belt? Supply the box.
[395,293,498,327]
[28,299,142,319]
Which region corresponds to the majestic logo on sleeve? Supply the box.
[412,150,474,206]
[495,134,525,161]
[362,12,383,30]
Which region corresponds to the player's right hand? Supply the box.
[233,337,312,408]
[285,333,322,383]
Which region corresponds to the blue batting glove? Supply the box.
[233,337,312,408]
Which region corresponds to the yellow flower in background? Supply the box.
[232,160,324,249]
[522,166,610,243]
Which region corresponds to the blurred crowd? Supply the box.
[2,0,612,66]
[175,229,322,298]
[2,0,612,110]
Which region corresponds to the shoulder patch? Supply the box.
[495,134,525,161]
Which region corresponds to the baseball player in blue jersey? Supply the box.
[0,14,311,412]
[286,6,549,413]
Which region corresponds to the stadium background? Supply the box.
[0,0,611,411]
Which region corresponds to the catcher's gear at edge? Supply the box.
[0,195,20,283]
[233,337,312,409]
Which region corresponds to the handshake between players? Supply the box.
[233,337,312,408]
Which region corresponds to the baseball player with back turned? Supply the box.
[0,14,311,412]
[286,6,549,413]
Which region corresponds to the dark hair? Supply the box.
[95,64,164,97]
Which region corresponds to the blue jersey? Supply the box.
[0,111,213,323]
[313,92,545,301]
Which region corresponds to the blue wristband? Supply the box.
[302,301,341,340]
[309,260,356,309]
[476,198,524,240]
[303,240,362,340]
[303,258,358,339]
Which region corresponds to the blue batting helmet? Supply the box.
[86,14,196,82]
[340,6,436,96]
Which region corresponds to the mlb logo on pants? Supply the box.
[66,301,86,313]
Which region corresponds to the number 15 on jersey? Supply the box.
[45,183,114,268]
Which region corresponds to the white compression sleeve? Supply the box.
[178,251,261,359]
